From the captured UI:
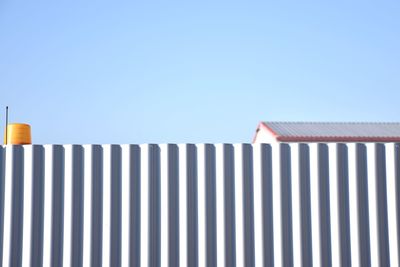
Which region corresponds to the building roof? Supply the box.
[258,121,400,142]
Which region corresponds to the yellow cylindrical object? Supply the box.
[4,123,32,145]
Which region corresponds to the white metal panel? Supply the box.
[252,144,264,267]
[197,144,206,267]
[291,144,302,265]
[272,143,283,267]
[102,145,111,267]
[328,143,340,266]
[82,145,93,267]
[178,144,188,267]
[386,144,399,266]
[215,144,226,267]
[22,146,33,267]
[367,144,381,267]
[348,144,360,267]
[310,143,322,267]
[160,144,169,267]
[0,143,398,266]
[140,144,150,267]
[120,145,130,267]
[234,144,245,267]
[2,146,20,266]
[42,145,53,267]
[62,145,73,267]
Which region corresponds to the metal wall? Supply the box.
[0,143,399,267]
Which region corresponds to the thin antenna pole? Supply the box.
[5,106,8,145]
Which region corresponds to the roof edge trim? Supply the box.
[276,135,400,142]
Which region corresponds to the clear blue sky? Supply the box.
[1,1,400,144]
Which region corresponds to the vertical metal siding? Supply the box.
[0,143,399,266]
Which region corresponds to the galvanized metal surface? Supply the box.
[0,143,399,266]
[263,122,400,138]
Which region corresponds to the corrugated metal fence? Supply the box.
[0,143,399,266]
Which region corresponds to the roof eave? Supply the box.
[276,136,400,142]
